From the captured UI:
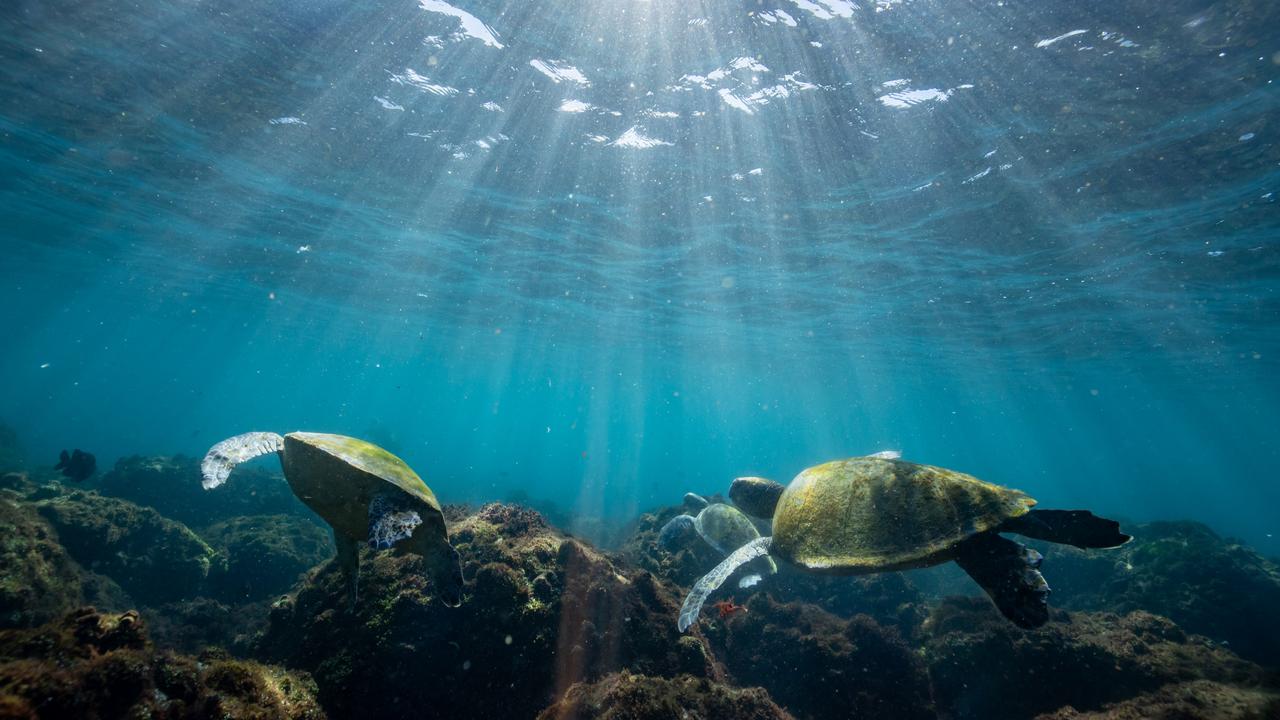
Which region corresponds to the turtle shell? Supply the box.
[771,456,1035,574]
[280,432,443,541]
[694,503,762,556]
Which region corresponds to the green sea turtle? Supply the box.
[660,493,778,585]
[679,453,1130,631]
[201,431,463,607]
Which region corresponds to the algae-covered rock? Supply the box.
[0,607,323,719]
[709,595,935,720]
[33,490,222,605]
[1044,521,1280,667]
[144,597,270,656]
[256,502,714,720]
[97,454,306,527]
[1034,679,1280,720]
[0,497,85,628]
[538,672,795,720]
[922,597,1266,719]
[204,514,333,603]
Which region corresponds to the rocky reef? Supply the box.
[1043,521,1280,667]
[1,451,1279,719]
[922,597,1270,719]
[254,502,716,719]
[0,607,323,719]
[707,595,935,720]
[1035,680,1280,720]
[33,489,222,606]
[203,515,333,604]
[0,495,91,628]
[538,671,794,720]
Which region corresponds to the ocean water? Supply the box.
[2,0,1278,560]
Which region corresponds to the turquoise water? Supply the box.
[2,0,1278,550]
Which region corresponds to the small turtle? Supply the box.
[201,431,463,607]
[659,494,778,585]
[680,454,1129,632]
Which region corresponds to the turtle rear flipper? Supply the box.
[1002,509,1131,549]
[201,432,284,489]
[954,532,1050,629]
[678,536,773,632]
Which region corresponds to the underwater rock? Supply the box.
[0,473,36,496]
[537,671,794,720]
[1043,520,1280,667]
[143,597,269,656]
[922,597,1267,719]
[706,595,935,720]
[1033,679,1280,720]
[0,496,87,628]
[97,454,307,527]
[0,607,323,719]
[770,572,927,634]
[33,489,222,606]
[204,514,333,603]
[256,503,715,720]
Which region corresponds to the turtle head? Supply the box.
[729,476,786,519]
[405,514,465,607]
[658,514,698,551]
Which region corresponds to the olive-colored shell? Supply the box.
[694,503,762,556]
[280,432,444,541]
[771,457,1035,574]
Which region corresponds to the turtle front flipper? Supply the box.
[200,432,285,489]
[954,532,1050,629]
[368,493,423,549]
[1001,509,1132,549]
[729,477,785,519]
[678,536,773,632]
[334,532,361,607]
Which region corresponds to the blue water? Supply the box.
[1,0,1277,550]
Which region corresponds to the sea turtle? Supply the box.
[200,431,463,607]
[679,454,1130,632]
[659,493,778,585]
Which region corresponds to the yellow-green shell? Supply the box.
[695,503,763,556]
[280,432,443,541]
[771,457,1035,574]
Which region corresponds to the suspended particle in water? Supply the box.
[462,660,471,671]
[504,635,513,645]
